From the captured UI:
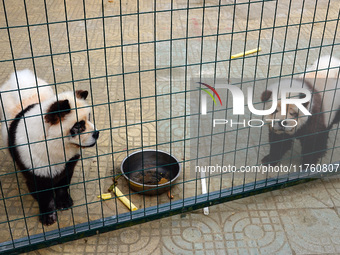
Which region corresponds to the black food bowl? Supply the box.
[120,150,181,195]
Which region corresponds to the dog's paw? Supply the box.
[40,212,57,226]
[56,196,73,210]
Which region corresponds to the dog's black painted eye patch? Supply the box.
[70,120,86,136]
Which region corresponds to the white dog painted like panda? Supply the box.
[0,70,99,225]
[261,55,340,166]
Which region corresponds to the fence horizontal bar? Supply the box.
[0,0,276,31]
[1,161,338,254]
[1,43,339,96]
[1,18,338,65]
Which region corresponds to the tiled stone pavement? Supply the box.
[0,0,339,254]
[25,179,340,254]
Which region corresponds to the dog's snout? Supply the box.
[93,131,99,140]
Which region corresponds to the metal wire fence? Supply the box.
[0,0,339,253]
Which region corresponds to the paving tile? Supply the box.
[221,210,292,255]
[279,208,340,254]
[271,180,335,209]
[322,177,340,207]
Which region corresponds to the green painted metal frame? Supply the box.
[0,0,339,253]
[1,164,339,254]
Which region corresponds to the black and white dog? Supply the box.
[0,70,99,225]
[261,56,340,166]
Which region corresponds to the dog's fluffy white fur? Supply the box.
[0,69,99,225]
[261,55,340,166]
[0,69,97,178]
[303,55,340,127]
[262,55,340,134]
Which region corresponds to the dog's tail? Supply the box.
[8,69,44,90]
[0,69,54,121]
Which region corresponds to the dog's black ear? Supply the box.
[75,90,88,100]
[261,90,272,102]
[45,99,71,124]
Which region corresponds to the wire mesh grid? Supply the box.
[0,0,339,253]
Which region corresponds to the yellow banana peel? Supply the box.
[98,186,138,211]
[97,193,112,200]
